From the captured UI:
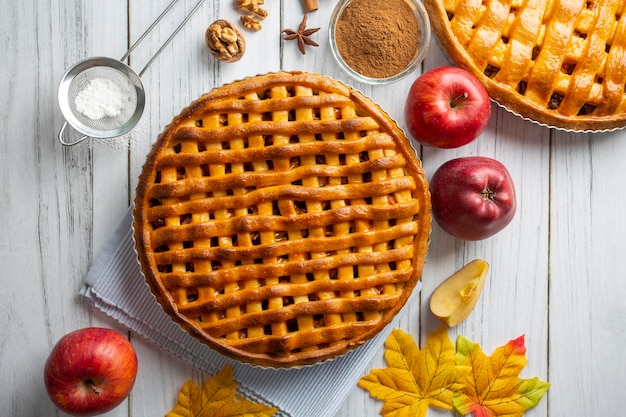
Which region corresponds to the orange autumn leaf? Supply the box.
[453,335,550,417]
[166,365,278,417]
[358,326,470,417]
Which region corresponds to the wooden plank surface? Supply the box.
[1,0,625,416]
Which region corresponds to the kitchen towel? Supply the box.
[81,206,420,417]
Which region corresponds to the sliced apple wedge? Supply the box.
[429,259,489,327]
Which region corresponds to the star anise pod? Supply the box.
[281,14,319,55]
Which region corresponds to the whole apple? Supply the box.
[430,156,516,240]
[405,66,491,148]
[44,327,138,416]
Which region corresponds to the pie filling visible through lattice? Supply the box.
[425,0,626,131]
[133,71,431,367]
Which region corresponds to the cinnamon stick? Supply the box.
[302,0,319,12]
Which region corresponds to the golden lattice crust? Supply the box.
[425,0,626,131]
[133,71,431,367]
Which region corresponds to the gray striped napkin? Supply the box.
[80,206,419,417]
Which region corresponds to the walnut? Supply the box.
[234,0,264,8]
[250,7,268,19]
[205,19,246,63]
[235,4,268,19]
[233,0,267,31]
[240,15,262,32]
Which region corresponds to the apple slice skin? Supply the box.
[430,259,489,327]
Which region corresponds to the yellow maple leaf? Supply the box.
[358,326,470,417]
[166,365,278,417]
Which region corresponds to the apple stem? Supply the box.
[450,91,469,108]
[86,379,101,396]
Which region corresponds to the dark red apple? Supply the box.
[405,66,491,148]
[430,156,516,240]
[44,327,138,416]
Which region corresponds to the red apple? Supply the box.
[43,327,138,416]
[405,66,491,148]
[430,156,516,240]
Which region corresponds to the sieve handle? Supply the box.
[120,0,180,62]
[58,121,89,146]
[137,0,207,77]
[119,0,207,77]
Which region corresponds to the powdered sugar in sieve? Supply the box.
[70,67,137,131]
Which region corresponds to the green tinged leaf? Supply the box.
[453,335,550,417]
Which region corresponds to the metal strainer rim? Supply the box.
[57,56,146,140]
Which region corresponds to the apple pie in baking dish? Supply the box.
[133,71,431,367]
[424,0,626,131]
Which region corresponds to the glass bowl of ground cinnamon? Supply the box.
[329,0,431,84]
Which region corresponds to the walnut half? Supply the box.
[205,19,246,63]
[234,0,268,18]
[240,15,262,31]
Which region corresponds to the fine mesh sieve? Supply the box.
[57,0,207,146]
[58,58,145,145]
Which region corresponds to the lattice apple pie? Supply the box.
[424,0,626,131]
[133,71,431,367]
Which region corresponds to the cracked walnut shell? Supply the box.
[206,20,246,63]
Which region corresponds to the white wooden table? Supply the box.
[2,0,625,416]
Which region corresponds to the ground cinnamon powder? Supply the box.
[335,0,420,79]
